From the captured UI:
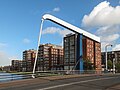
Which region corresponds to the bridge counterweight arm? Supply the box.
[42,14,100,42]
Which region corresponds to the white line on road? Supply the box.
[38,77,116,90]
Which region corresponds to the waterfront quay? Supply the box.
[0,74,120,90]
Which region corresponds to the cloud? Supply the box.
[44,7,60,14]
[0,51,20,66]
[101,42,109,52]
[42,27,60,34]
[96,25,120,51]
[53,7,60,12]
[96,25,120,36]
[0,51,11,66]
[9,56,19,60]
[100,34,120,42]
[42,27,73,47]
[112,44,120,51]
[23,38,31,44]
[0,43,7,48]
[82,1,120,28]
[81,1,120,51]
[0,43,10,66]
[42,27,73,37]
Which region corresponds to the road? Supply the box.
[0,74,120,90]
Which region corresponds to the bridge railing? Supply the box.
[35,70,106,77]
[0,70,116,82]
[0,72,32,83]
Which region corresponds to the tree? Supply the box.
[83,59,94,70]
[115,62,120,73]
[107,60,113,69]
[0,67,2,71]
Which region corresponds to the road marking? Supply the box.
[38,77,116,90]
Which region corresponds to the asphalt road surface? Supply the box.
[0,74,120,90]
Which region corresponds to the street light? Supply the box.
[112,52,115,74]
[113,58,115,74]
[105,44,112,71]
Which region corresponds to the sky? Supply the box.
[0,0,120,66]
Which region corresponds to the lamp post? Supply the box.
[113,58,115,74]
[112,52,115,74]
[105,44,112,71]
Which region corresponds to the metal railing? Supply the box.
[0,70,118,82]
[34,70,104,77]
[0,72,31,83]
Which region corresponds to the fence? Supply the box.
[0,72,31,83]
[35,70,106,77]
[0,70,117,82]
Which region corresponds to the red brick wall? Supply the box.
[95,42,101,70]
[82,37,101,70]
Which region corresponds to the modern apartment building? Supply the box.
[64,33,101,71]
[37,43,64,71]
[64,34,77,70]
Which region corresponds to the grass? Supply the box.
[8,71,33,75]
[36,73,61,77]
[8,71,60,77]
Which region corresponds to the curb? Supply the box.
[39,74,100,81]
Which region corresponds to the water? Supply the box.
[0,72,29,83]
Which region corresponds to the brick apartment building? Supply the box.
[23,49,36,71]
[12,49,36,72]
[64,33,101,71]
[37,43,64,71]
[11,60,20,71]
[23,49,36,61]
[11,46,63,72]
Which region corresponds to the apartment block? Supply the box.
[64,33,101,71]
[23,49,36,61]
[23,49,36,71]
[64,34,77,70]
[37,43,64,71]
[2,66,12,72]
[11,60,20,71]
[83,38,101,70]
[11,49,36,72]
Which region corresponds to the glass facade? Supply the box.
[64,34,76,70]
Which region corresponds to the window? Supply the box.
[70,59,74,63]
[65,59,69,63]
[70,54,74,58]
[64,66,69,70]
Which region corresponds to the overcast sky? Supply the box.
[0,0,120,66]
